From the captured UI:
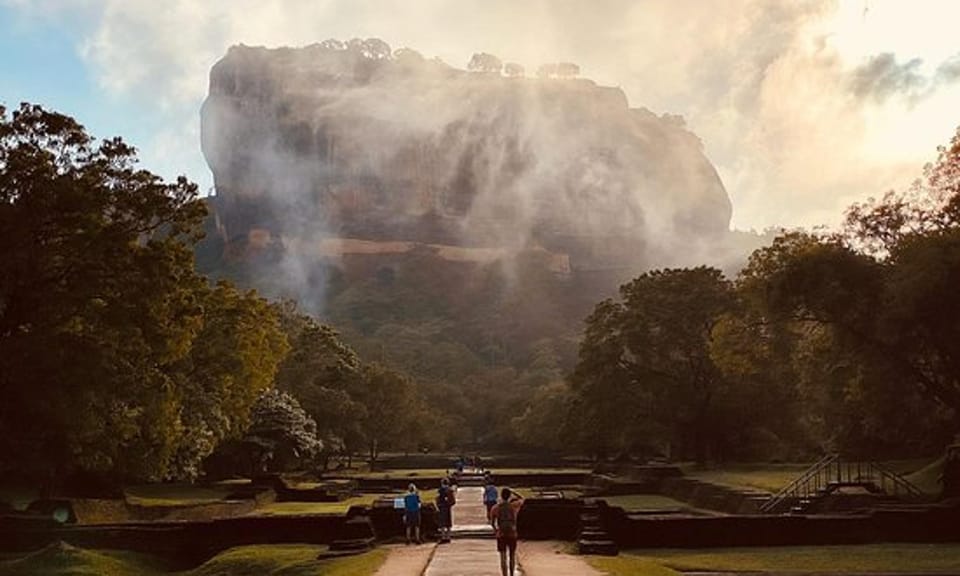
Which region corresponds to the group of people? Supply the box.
[401,474,525,576]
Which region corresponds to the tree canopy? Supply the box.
[0,104,288,489]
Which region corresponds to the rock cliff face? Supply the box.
[200,41,731,273]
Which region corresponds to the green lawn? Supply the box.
[0,543,387,576]
[589,544,960,574]
[907,457,944,495]
[683,464,812,493]
[336,468,450,479]
[684,459,939,495]
[0,484,38,510]
[188,545,387,576]
[338,467,589,479]
[124,483,239,507]
[590,494,687,512]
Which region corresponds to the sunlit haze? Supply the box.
[2,0,959,230]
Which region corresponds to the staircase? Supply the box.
[760,454,925,514]
[576,502,618,556]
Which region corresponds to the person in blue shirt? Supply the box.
[404,483,422,544]
[483,475,499,518]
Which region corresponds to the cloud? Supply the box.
[7,0,960,230]
[935,53,960,85]
[850,52,926,103]
[849,51,960,105]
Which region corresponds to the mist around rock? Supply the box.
[200,39,768,315]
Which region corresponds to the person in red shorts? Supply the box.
[489,487,524,576]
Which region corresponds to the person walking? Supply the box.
[483,475,499,518]
[403,483,422,545]
[490,487,524,576]
[436,477,456,542]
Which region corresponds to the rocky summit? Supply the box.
[200,39,732,278]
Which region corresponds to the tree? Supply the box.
[354,364,419,464]
[504,63,525,78]
[347,38,392,60]
[844,125,960,257]
[572,267,736,461]
[0,104,207,489]
[171,282,289,479]
[740,226,958,452]
[511,381,575,451]
[319,39,346,51]
[243,389,321,473]
[467,53,503,75]
[556,62,580,78]
[273,305,365,458]
[394,48,425,65]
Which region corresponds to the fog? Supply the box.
[7,0,960,231]
[200,41,743,310]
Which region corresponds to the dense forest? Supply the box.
[1,102,958,493]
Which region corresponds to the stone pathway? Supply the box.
[425,538,521,576]
[450,486,495,537]
[372,543,435,576]
[412,486,595,576]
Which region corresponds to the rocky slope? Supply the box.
[200,40,732,276]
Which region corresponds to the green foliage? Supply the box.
[172,283,289,479]
[188,545,387,576]
[724,126,960,456]
[0,543,171,576]
[0,104,288,487]
[354,363,420,461]
[587,555,680,576]
[244,389,322,473]
[609,544,960,573]
[274,305,365,458]
[572,267,740,460]
[0,104,203,485]
[512,381,576,451]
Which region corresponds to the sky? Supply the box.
[1,0,959,231]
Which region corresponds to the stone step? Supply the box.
[578,539,619,556]
[451,523,495,539]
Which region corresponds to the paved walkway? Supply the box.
[450,486,495,536]
[403,486,595,576]
[372,543,435,576]
[425,538,521,576]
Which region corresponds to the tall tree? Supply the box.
[0,104,290,488]
[171,282,289,479]
[273,306,366,456]
[353,364,419,464]
[242,389,322,474]
[0,104,207,488]
[572,267,737,461]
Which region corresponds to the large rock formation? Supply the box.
[200,40,732,275]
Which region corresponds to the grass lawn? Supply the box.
[590,494,687,512]
[338,467,590,479]
[589,544,960,574]
[251,489,445,516]
[683,459,938,495]
[683,463,812,493]
[336,468,450,479]
[0,543,387,576]
[188,545,387,576]
[124,483,239,507]
[907,457,944,495]
[0,484,38,510]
